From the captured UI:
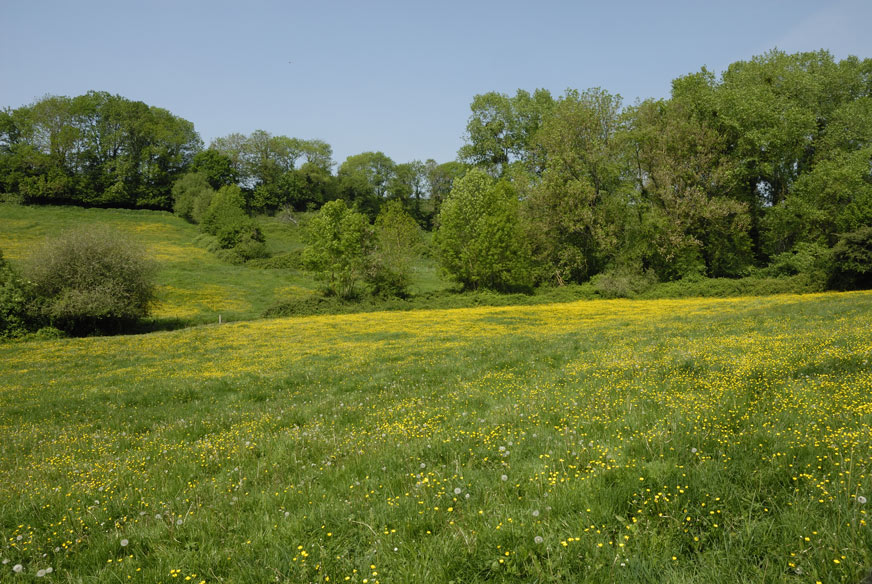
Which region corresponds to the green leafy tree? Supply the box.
[525,88,627,284]
[435,169,534,291]
[302,200,372,299]
[191,149,239,189]
[337,152,395,216]
[424,159,467,223]
[458,89,553,175]
[367,200,423,297]
[625,98,751,279]
[763,148,872,255]
[171,172,215,223]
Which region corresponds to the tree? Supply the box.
[171,172,215,223]
[25,226,155,335]
[191,149,239,189]
[367,201,423,297]
[763,148,872,255]
[435,169,534,291]
[210,130,334,209]
[302,200,372,299]
[337,151,395,216]
[458,89,554,176]
[387,160,426,215]
[625,98,751,279]
[525,88,627,284]
[424,159,467,223]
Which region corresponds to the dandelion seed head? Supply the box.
[534,536,544,544]
[454,488,462,495]
[532,509,540,517]
[691,448,698,453]
[13,564,23,573]
[858,495,867,504]
[120,539,128,547]
[501,474,508,481]
[36,569,46,577]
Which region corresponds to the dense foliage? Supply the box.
[0,91,200,209]
[25,226,156,334]
[436,169,534,291]
[455,49,872,289]
[0,250,35,338]
[301,200,373,299]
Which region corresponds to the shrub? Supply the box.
[0,250,36,338]
[201,185,268,261]
[590,266,658,299]
[829,226,872,290]
[25,226,155,335]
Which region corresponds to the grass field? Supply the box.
[1,292,871,582]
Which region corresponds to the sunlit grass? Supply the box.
[1,292,871,582]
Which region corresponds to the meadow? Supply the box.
[1,292,871,582]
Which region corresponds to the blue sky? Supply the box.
[2,0,871,166]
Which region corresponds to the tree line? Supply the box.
[2,48,871,295]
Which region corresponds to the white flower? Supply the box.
[691,448,698,453]
[534,536,544,544]
[120,539,129,547]
[36,569,46,577]
[501,474,508,481]
[420,463,426,469]
[454,488,462,495]
[176,519,183,526]
[12,564,23,573]
[532,510,540,517]
[858,495,867,504]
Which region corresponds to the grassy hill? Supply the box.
[0,203,449,327]
[1,292,871,582]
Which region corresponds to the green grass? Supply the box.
[1,292,871,582]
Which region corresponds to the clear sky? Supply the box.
[2,0,871,167]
